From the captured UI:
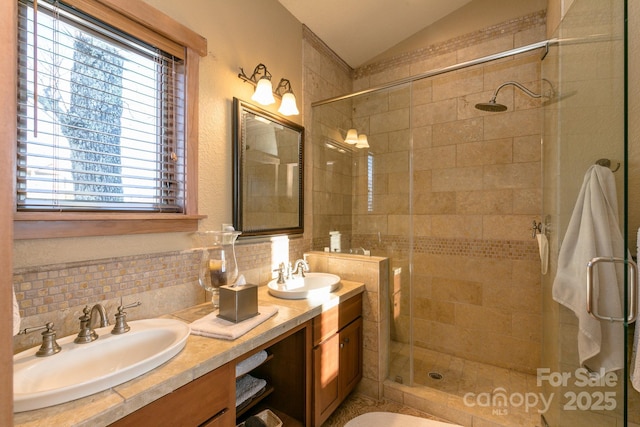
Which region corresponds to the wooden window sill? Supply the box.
[14,212,206,239]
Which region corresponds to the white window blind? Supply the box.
[17,0,186,212]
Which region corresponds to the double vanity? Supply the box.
[14,277,365,427]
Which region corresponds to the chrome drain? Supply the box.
[428,372,443,380]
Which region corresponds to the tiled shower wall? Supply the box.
[303,25,355,249]
[311,11,546,374]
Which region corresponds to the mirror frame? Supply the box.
[232,97,304,237]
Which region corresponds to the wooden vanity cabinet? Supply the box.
[312,293,363,426]
[110,361,235,427]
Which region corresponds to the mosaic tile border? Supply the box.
[353,10,547,79]
[314,234,537,261]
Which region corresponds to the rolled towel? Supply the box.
[236,350,268,378]
[235,374,266,408]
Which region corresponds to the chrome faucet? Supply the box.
[293,259,309,278]
[90,304,109,328]
[74,304,108,344]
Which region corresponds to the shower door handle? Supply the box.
[586,257,638,323]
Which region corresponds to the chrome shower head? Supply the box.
[475,80,544,113]
[474,99,508,112]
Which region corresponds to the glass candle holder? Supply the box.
[197,230,241,308]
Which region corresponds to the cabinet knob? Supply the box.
[344,337,350,343]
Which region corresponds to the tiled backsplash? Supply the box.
[14,251,201,318]
[13,237,311,352]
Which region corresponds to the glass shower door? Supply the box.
[541,0,636,425]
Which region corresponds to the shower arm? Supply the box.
[489,81,542,103]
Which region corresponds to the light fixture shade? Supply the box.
[344,129,358,144]
[355,134,369,149]
[252,77,276,105]
[278,92,299,116]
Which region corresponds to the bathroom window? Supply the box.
[14,0,206,238]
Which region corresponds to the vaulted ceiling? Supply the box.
[277,0,472,68]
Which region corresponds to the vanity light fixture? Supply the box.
[344,129,359,144]
[274,79,300,116]
[238,63,300,115]
[343,128,368,149]
[238,63,276,105]
[355,134,369,149]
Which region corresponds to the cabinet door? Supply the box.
[339,317,362,397]
[312,332,341,426]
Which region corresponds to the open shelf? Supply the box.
[236,385,274,418]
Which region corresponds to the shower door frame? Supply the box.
[540,0,631,425]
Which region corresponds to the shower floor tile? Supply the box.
[389,341,540,426]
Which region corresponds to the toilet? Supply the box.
[344,412,463,427]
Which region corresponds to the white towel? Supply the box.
[13,286,21,336]
[189,305,278,340]
[552,165,626,373]
[632,228,640,392]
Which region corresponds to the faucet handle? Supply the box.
[18,322,62,357]
[119,300,142,312]
[74,306,98,344]
[273,263,286,284]
[111,300,141,335]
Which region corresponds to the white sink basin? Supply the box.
[267,272,341,299]
[14,318,190,412]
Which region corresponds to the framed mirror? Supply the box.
[233,97,304,237]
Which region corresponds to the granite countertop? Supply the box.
[14,280,365,427]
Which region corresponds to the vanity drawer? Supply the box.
[110,362,234,427]
[312,293,362,346]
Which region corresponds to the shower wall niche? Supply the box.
[312,51,543,378]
